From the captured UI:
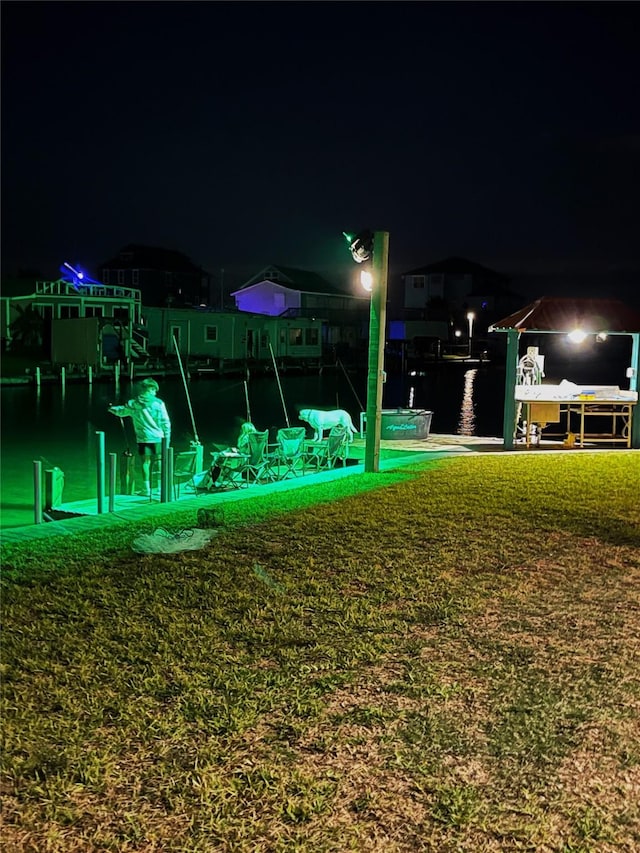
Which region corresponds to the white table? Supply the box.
[515,384,637,449]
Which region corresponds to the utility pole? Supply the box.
[364,231,389,472]
[343,229,390,473]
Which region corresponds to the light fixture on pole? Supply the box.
[360,270,373,292]
[467,311,475,358]
[343,230,389,473]
[343,230,373,264]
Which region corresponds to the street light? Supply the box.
[467,311,475,358]
[343,230,389,473]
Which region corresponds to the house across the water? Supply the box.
[1,277,147,366]
[142,306,324,373]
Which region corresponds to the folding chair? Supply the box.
[215,430,272,489]
[244,430,274,484]
[172,450,200,498]
[270,427,306,480]
[215,450,248,489]
[306,424,349,471]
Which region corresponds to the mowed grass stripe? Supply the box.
[1,452,639,851]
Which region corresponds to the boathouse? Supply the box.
[1,278,147,364]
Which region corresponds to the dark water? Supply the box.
[1,342,633,530]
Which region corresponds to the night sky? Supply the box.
[2,1,639,302]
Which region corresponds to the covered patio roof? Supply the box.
[490,296,640,334]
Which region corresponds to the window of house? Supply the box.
[260,333,268,348]
[280,329,286,345]
[102,269,110,285]
[132,269,139,286]
[85,306,104,318]
[37,304,54,320]
[113,306,129,321]
[59,305,80,319]
[117,270,125,285]
[289,328,303,346]
[205,325,217,342]
[412,276,425,289]
[305,327,319,346]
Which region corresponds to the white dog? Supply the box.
[298,408,358,442]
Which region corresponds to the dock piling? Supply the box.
[33,460,43,524]
[159,439,170,503]
[108,452,117,512]
[166,446,174,503]
[96,431,106,514]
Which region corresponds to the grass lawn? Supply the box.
[2,452,640,852]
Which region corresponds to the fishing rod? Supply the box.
[337,357,365,412]
[172,333,200,444]
[243,379,252,424]
[268,341,290,427]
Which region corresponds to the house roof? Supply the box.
[237,265,350,296]
[98,244,206,274]
[490,296,640,334]
[403,257,509,281]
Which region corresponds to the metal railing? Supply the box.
[36,279,142,304]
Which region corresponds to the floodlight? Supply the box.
[360,270,373,292]
[343,230,374,263]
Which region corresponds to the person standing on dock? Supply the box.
[108,378,171,496]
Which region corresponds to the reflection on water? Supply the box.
[1,368,506,529]
[457,369,477,435]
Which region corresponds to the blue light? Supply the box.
[60,261,100,290]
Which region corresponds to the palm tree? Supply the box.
[9,305,44,350]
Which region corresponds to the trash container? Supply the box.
[380,409,433,440]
